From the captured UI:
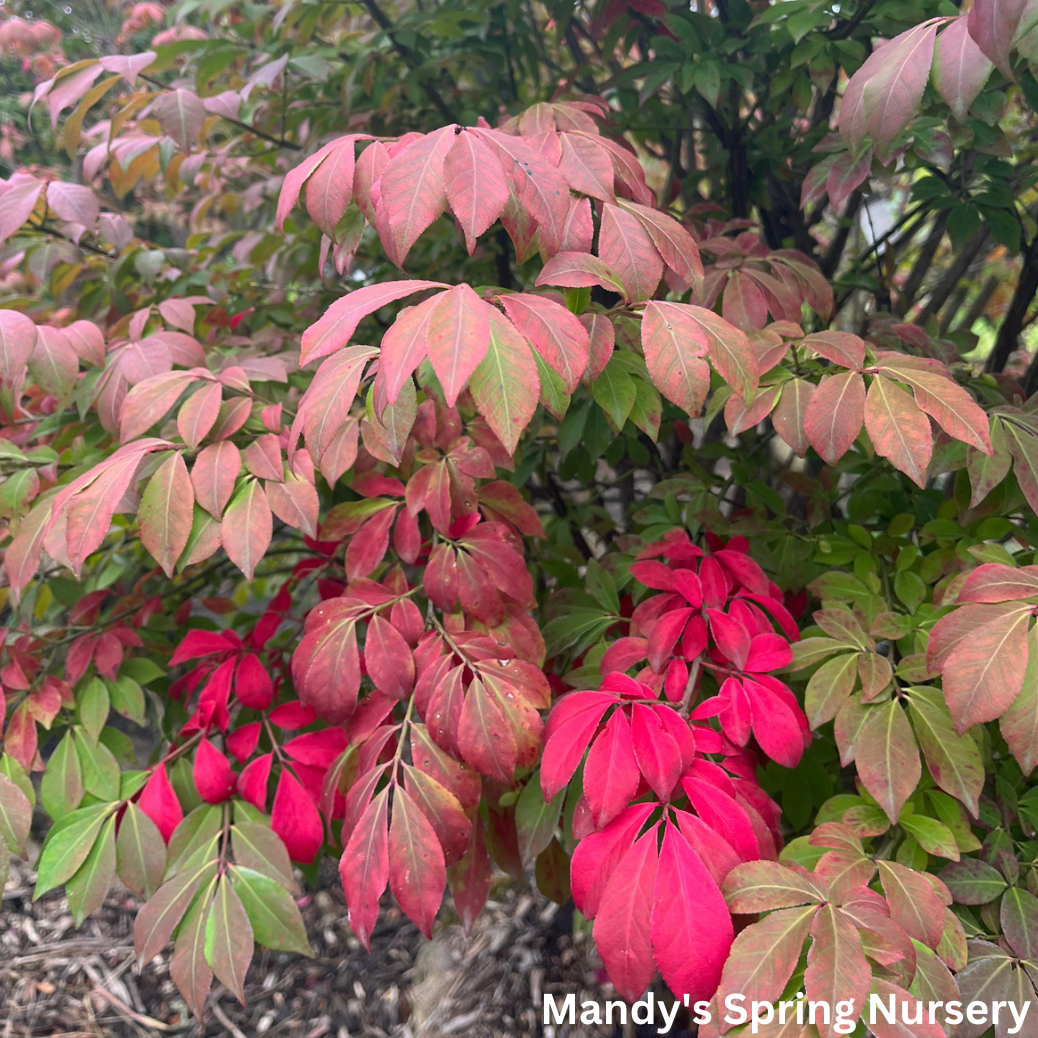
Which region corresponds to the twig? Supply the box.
[210,998,250,1038]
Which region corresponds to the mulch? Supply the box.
[1,844,692,1038]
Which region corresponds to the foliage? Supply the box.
[5,0,1038,1028]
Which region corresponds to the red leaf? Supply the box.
[237,753,272,811]
[226,722,260,763]
[266,477,319,539]
[449,822,493,935]
[0,309,38,385]
[193,738,236,804]
[960,563,1038,603]
[933,16,993,120]
[271,770,324,864]
[191,441,241,520]
[497,293,589,393]
[640,300,711,417]
[941,606,1032,731]
[365,614,415,699]
[402,764,472,865]
[477,128,569,256]
[389,786,447,938]
[592,828,659,1002]
[291,606,361,724]
[234,654,273,710]
[469,307,539,454]
[967,0,1032,77]
[572,803,655,919]
[583,709,640,830]
[652,823,734,1001]
[221,480,272,581]
[427,284,491,408]
[854,699,921,824]
[804,371,866,466]
[722,269,768,333]
[305,138,355,237]
[64,453,147,575]
[536,251,626,297]
[379,294,441,403]
[138,764,182,842]
[599,203,663,303]
[378,126,456,264]
[139,451,194,577]
[541,693,614,799]
[772,378,814,457]
[340,788,389,949]
[277,137,346,231]
[878,860,947,948]
[177,382,222,449]
[444,131,510,253]
[864,374,932,488]
[300,282,444,366]
[344,504,397,580]
[876,360,991,453]
[622,202,704,289]
[294,346,378,460]
[0,175,43,245]
[558,132,615,202]
[840,22,940,152]
[458,680,518,781]
[804,904,872,1038]
[120,370,198,442]
[630,703,682,800]
[170,630,233,666]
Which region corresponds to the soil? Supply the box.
[1,846,695,1038]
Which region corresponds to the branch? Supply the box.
[899,210,949,312]
[914,227,990,326]
[989,233,1038,373]
[360,0,459,123]
[138,73,301,150]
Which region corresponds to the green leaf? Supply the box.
[542,608,615,656]
[204,872,254,1002]
[855,699,921,825]
[78,677,109,744]
[230,865,312,956]
[166,803,222,879]
[136,858,219,966]
[66,815,116,925]
[899,815,959,861]
[789,637,851,671]
[116,801,167,898]
[108,675,146,725]
[804,653,858,728]
[1001,887,1038,959]
[34,802,115,897]
[515,774,565,865]
[591,356,636,431]
[628,377,662,440]
[40,730,84,822]
[532,349,570,420]
[75,729,121,800]
[938,858,1007,905]
[0,769,32,857]
[0,755,35,810]
[231,822,299,893]
[585,559,619,615]
[906,686,983,817]
[171,880,215,1019]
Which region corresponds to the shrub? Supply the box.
[2,0,1038,1026]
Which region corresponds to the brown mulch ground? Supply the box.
[2,845,692,1038]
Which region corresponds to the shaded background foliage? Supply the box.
[3,0,1038,1031]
